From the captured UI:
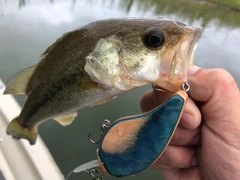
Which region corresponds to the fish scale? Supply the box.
[4,18,202,145]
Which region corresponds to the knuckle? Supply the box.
[188,68,238,103]
[160,146,194,168]
[209,68,233,84]
[207,68,237,93]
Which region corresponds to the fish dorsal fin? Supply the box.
[4,65,37,94]
[54,112,78,126]
[40,32,72,60]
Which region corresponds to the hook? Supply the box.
[88,119,110,145]
[87,167,104,180]
[88,132,102,144]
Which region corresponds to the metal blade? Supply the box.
[73,160,103,173]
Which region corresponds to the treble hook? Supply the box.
[88,132,101,144]
[88,119,110,145]
[87,167,104,180]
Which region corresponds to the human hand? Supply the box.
[140,67,240,180]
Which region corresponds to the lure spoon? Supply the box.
[69,90,187,179]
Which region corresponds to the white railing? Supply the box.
[0,79,64,180]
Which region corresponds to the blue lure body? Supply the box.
[98,90,187,177]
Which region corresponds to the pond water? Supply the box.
[0,0,240,180]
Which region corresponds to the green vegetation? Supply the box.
[4,0,240,28]
[119,0,240,28]
[207,0,240,11]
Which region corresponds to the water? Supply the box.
[0,1,240,180]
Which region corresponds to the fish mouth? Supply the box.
[155,25,202,92]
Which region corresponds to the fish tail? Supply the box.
[6,117,37,145]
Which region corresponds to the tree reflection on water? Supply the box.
[1,0,240,28]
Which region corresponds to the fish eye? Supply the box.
[144,28,165,48]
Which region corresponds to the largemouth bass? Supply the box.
[4,18,202,145]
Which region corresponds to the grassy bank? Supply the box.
[119,0,240,28]
[5,0,240,28]
[207,0,240,11]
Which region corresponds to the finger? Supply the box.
[140,89,154,112]
[170,126,201,146]
[188,65,200,76]
[188,68,240,132]
[179,97,201,129]
[159,166,203,180]
[188,68,239,104]
[140,89,174,112]
[152,90,174,107]
[154,146,198,169]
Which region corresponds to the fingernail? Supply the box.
[188,65,200,75]
[192,157,199,166]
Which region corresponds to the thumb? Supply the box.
[188,68,239,105]
[188,68,240,135]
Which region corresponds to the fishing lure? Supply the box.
[67,83,189,179]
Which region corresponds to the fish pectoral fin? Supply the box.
[4,65,37,94]
[54,112,78,126]
[90,96,117,107]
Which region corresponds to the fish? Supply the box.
[3,18,202,145]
